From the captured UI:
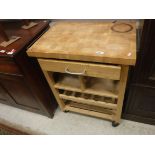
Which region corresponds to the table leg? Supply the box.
[114,65,129,125]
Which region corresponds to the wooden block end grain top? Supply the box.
[27,21,136,66]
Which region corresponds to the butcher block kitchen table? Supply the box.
[27,21,136,127]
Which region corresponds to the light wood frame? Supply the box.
[39,59,129,125]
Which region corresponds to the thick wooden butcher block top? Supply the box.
[27,21,136,65]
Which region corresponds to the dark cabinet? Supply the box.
[124,86,155,124]
[0,74,42,112]
[123,20,155,125]
[0,20,57,117]
[0,83,15,106]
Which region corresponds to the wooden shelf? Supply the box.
[69,101,115,115]
[54,74,81,88]
[55,83,81,92]
[60,93,117,110]
[64,105,114,121]
[54,75,118,98]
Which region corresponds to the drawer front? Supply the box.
[0,58,22,75]
[38,59,121,80]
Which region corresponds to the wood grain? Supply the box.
[27,21,136,65]
[54,75,119,98]
[26,20,136,124]
[0,21,57,118]
[64,105,113,121]
[38,59,121,80]
[59,93,117,109]
[0,36,21,47]
[115,66,129,123]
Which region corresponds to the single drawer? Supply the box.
[38,59,121,80]
[0,58,22,75]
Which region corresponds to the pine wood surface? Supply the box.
[27,21,136,65]
[38,59,121,80]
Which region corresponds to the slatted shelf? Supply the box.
[64,105,114,121]
[59,93,117,110]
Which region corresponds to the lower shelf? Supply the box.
[64,104,114,121]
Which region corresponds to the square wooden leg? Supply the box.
[114,65,129,124]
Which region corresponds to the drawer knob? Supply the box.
[65,66,86,75]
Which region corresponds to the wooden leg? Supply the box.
[114,65,129,124]
[42,70,65,111]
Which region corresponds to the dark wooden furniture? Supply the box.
[0,23,9,41]
[0,20,57,118]
[123,20,155,125]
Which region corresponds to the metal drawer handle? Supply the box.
[65,66,86,75]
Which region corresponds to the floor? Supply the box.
[0,103,155,135]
